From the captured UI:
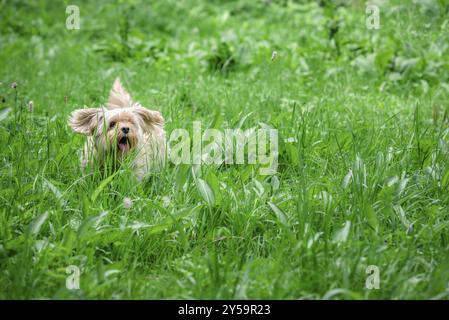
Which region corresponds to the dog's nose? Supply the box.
[121,127,129,134]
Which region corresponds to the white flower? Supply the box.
[123,197,132,209]
[271,51,278,61]
[28,101,34,112]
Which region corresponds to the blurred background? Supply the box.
[1,0,448,115]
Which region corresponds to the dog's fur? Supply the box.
[69,78,165,179]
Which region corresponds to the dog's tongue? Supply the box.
[119,143,129,152]
[118,138,129,152]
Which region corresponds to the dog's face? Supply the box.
[69,106,163,156]
[69,78,164,163]
[103,109,139,154]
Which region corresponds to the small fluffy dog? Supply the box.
[69,78,165,179]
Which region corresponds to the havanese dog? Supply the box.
[69,78,165,180]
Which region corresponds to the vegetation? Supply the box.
[1,0,449,299]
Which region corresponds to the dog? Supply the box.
[68,78,165,180]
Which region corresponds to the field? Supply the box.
[1,0,449,299]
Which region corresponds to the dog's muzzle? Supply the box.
[118,136,130,152]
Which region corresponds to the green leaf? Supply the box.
[342,170,352,189]
[175,164,190,191]
[195,178,215,206]
[169,204,202,221]
[375,49,394,72]
[91,171,119,202]
[147,205,202,235]
[0,108,11,122]
[393,205,413,233]
[333,221,351,243]
[27,212,49,237]
[285,143,299,166]
[77,211,108,239]
[206,171,221,206]
[146,223,171,235]
[268,201,287,226]
[394,57,419,73]
[43,178,66,207]
[61,229,76,250]
[239,165,254,183]
[442,169,449,188]
[322,288,362,300]
[211,111,223,129]
[235,112,253,129]
[365,204,379,232]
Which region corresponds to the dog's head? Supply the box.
[69,79,163,156]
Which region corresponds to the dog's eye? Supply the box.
[109,121,116,129]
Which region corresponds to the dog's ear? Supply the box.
[69,108,103,135]
[107,78,133,109]
[133,106,164,131]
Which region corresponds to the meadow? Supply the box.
[1,0,449,299]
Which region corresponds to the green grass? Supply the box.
[1,0,449,299]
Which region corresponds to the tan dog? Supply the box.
[69,78,165,179]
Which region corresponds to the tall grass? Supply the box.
[0,0,448,299]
